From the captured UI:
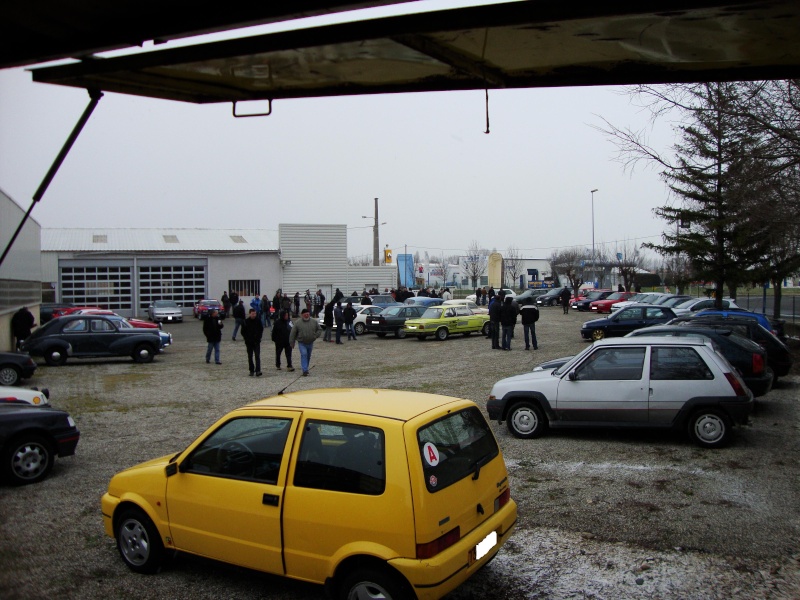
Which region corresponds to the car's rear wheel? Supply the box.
[44,347,67,366]
[132,344,155,363]
[395,328,406,339]
[339,566,412,600]
[482,322,491,336]
[354,323,366,335]
[507,401,547,439]
[435,327,449,341]
[2,434,54,485]
[116,507,165,574]
[688,409,731,448]
[0,365,21,386]
[591,329,605,341]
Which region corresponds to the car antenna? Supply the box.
[276,365,315,395]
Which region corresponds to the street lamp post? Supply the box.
[590,189,598,285]
[362,197,380,266]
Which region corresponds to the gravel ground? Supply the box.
[1,308,798,599]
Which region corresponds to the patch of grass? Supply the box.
[59,395,107,415]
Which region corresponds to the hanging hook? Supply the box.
[232,99,273,118]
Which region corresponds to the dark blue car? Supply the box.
[581,304,676,340]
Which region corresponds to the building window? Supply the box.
[92,234,107,244]
[60,266,132,309]
[230,235,247,243]
[228,279,260,297]
[162,235,179,243]
[139,265,206,308]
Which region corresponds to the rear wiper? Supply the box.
[471,454,493,480]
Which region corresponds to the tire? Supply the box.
[482,322,491,336]
[132,344,155,363]
[435,327,449,341]
[0,365,21,386]
[44,347,67,366]
[507,401,547,439]
[116,507,165,574]
[339,567,412,600]
[354,323,366,335]
[2,434,54,485]
[395,328,407,339]
[688,409,731,448]
[591,329,605,341]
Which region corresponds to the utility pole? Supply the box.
[363,197,380,266]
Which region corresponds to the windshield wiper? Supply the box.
[471,454,493,480]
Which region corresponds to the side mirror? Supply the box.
[568,371,577,381]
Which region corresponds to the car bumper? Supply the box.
[744,368,774,397]
[55,428,80,457]
[580,328,596,339]
[153,314,183,322]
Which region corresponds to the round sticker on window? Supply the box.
[423,442,440,467]
[429,475,438,487]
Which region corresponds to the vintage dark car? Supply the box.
[367,305,427,337]
[19,315,162,366]
[1,403,80,484]
[0,351,38,386]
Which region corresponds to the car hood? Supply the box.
[583,317,612,327]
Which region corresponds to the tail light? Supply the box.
[416,527,460,559]
[724,372,748,396]
[494,487,511,512]
[752,353,764,375]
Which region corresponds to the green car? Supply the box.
[403,305,491,340]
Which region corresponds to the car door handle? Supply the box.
[262,493,280,506]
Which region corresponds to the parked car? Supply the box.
[20,315,163,366]
[1,403,80,484]
[39,302,75,324]
[514,289,549,306]
[365,294,401,308]
[536,287,571,306]
[652,294,692,306]
[466,288,516,303]
[626,325,773,397]
[694,308,783,339]
[103,315,173,349]
[589,291,636,313]
[487,337,753,448]
[0,386,50,406]
[147,300,183,323]
[671,315,793,378]
[0,351,38,387]
[59,305,104,316]
[194,299,226,319]
[403,296,444,307]
[442,299,489,315]
[571,290,613,311]
[404,305,491,340]
[102,389,517,598]
[610,292,668,312]
[367,305,427,338]
[671,297,740,316]
[320,305,382,335]
[73,309,161,330]
[581,304,677,340]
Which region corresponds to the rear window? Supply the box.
[417,407,499,493]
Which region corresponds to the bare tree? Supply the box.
[614,241,644,291]
[348,254,372,266]
[552,247,586,291]
[464,240,488,288]
[504,245,525,290]
[438,252,453,289]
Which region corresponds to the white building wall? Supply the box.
[209,253,281,305]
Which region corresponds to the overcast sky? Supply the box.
[0,1,678,264]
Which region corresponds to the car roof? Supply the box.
[593,336,708,348]
[243,388,469,422]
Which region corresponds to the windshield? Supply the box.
[553,344,596,376]
[606,292,627,300]
[383,307,402,316]
[154,300,178,308]
[421,308,443,319]
[584,291,605,300]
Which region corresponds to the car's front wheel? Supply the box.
[339,567,412,600]
[688,409,731,448]
[591,329,605,341]
[395,328,406,339]
[116,507,165,574]
[354,323,366,335]
[44,347,67,366]
[482,322,491,336]
[435,327,449,341]
[507,401,547,439]
[132,344,155,363]
[0,365,21,386]
[2,434,54,485]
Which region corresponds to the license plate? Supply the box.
[167,316,173,321]
[474,531,497,562]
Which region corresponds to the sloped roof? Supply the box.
[42,228,279,252]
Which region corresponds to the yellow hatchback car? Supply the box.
[102,389,517,600]
[403,305,491,341]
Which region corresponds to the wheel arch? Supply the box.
[112,497,170,542]
[325,549,410,598]
[498,392,555,422]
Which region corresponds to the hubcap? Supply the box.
[119,519,151,566]
[0,367,17,385]
[348,582,392,600]
[138,348,150,359]
[512,408,538,435]
[12,442,48,480]
[694,414,725,443]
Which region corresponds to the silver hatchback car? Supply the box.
[487,337,753,448]
[147,300,183,323]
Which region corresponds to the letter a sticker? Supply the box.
[423,442,440,467]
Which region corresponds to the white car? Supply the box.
[1,386,50,406]
[319,304,383,335]
[671,297,740,316]
[610,292,668,312]
[487,337,753,448]
[147,300,183,323]
[442,299,489,314]
[466,288,516,303]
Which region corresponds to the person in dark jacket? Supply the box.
[221,292,231,317]
[333,301,344,344]
[241,308,264,376]
[323,300,334,342]
[271,310,294,371]
[333,288,344,303]
[500,295,519,350]
[11,306,36,350]
[519,303,539,350]
[343,301,357,340]
[231,300,246,340]
[488,293,503,349]
[203,308,224,364]
[560,287,572,314]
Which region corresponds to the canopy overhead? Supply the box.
[29,0,800,104]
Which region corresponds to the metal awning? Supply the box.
[30,0,800,105]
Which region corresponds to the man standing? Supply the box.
[488,292,503,349]
[333,301,344,344]
[203,308,224,364]
[11,306,36,350]
[343,300,357,341]
[560,287,572,314]
[221,291,231,317]
[289,308,321,376]
[271,310,294,371]
[231,300,246,340]
[441,287,452,301]
[241,308,264,376]
[313,289,325,317]
[500,295,519,350]
[520,302,540,350]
